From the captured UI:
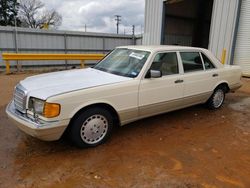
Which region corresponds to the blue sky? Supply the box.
[41,0,145,34]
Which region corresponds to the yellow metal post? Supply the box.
[6,60,10,74]
[80,60,85,68]
[221,49,226,65]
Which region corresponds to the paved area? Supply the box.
[0,73,250,188]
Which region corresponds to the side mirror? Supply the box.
[148,70,162,78]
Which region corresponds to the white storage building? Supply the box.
[143,0,250,76]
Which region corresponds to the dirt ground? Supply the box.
[0,73,250,188]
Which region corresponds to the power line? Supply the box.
[114,15,121,34]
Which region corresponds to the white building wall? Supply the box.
[209,0,240,64]
[143,0,164,45]
[234,0,250,76]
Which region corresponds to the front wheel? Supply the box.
[207,87,226,109]
[68,107,114,148]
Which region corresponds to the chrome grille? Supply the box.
[14,84,27,113]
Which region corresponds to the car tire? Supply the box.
[207,87,226,109]
[68,107,114,148]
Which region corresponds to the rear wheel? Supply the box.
[69,107,114,148]
[207,87,226,109]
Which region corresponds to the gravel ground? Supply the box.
[0,72,250,188]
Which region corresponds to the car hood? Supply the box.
[20,68,132,100]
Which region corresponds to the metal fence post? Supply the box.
[102,37,105,54]
[13,28,19,72]
[80,60,85,68]
[5,60,10,74]
[64,33,68,69]
[132,34,136,45]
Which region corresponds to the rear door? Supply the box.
[179,51,219,105]
[138,51,184,117]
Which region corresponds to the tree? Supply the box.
[0,0,21,26]
[19,0,62,29]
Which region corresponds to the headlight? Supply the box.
[29,97,60,118]
[29,97,45,114]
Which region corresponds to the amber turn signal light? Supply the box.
[43,102,60,118]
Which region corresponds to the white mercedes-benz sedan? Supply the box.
[6,46,242,147]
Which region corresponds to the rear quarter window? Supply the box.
[201,53,215,70]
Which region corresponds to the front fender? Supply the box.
[68,100,119,119]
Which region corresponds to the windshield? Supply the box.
[94,48,150,78]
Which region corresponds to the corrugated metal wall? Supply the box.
[143,0,164,45]
[135,35,143,45]
[209,0,240,65]
[164,35,192,46]
[234,0,250,76]
[143,0,241,65]
[0,26,142,69]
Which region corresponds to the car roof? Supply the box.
[117,45,205,52]
[116,45,223,68]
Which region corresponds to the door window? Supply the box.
[180,52,204,73]
[151,52,179,76]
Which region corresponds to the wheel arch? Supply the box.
[68,102,121,128]
[214,81,230,93]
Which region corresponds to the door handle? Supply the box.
[175,79,184,84]
[212,73,218,77]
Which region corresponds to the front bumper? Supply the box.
[6,101,69,141]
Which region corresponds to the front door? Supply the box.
[139,52,184,117]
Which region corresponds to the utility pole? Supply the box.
[114,15,121,34]
[14,0,19,72]
[132,25,135,45]
[84,24,87,32]
[132,25,135,36]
